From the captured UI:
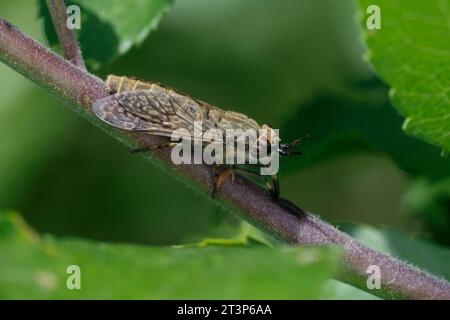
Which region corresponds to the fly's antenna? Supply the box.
[279,134,310,156]
[290,134,310,147]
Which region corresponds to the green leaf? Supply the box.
[279,79,450,178]
[403,177,450,246]
[0,212,340,299]
[38,0,174,69]
[342,224,450,281]
[358,0,450,154]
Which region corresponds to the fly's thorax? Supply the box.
[203,111,272,162]
[210,110,260,132]
[261,124,280,145]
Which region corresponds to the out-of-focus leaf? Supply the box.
[358,0,450,154]
[38,0,174,69]
[279,79,450,178]
[0,89,79,206]
[403,177,450,246]
[0,212,340,299]
[342,224,450,281]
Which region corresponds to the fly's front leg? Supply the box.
[211,165,236,198]
[264,174,280,200]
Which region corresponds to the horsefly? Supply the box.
[92,75,307,199]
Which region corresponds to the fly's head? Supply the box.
[261,124,309,157]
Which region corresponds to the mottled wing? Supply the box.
[92,90,213,141]
[92,93,157,131]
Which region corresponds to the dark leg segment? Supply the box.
[265,174,280,200]
[211,165,236,197]
[131,142,178,153]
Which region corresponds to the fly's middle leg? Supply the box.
[211,165,236,197]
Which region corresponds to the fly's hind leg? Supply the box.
[220,166,281,201]
[221,166,280,201]
[211,165,236,198]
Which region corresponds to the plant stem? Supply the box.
[46,0,85,69]
[0,18,449,300]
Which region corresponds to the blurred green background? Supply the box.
[0,0,448,249]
